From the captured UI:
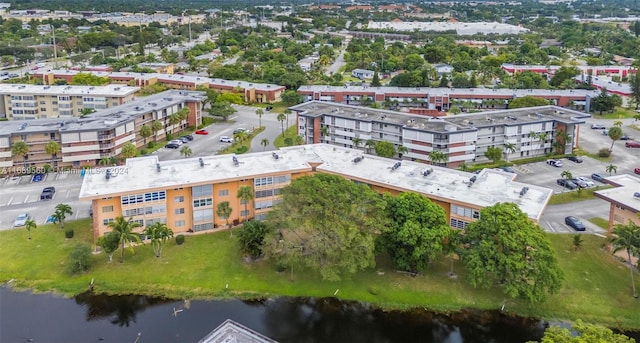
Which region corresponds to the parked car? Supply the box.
[219,136,233,143]
[571,178,588,188]
[590,124,606,130]
[625,141,640,148]
[165,142,180,149]
[32,173,44,182]
[40,187,56,200]
[565,216,586,231]
[498,166,516,173]
[233,128,246,134]
[14,213,30,227]
[620,135,632,140]
[573,176,594,187]
[169,139,183,146]
[556,178,577,190]
[546,159,563,167]
[566,155,583,163]
[265,106,273,111]
[181,134,194,141]
[195,129,209,135]
[591,173,606,183]
[635,168,640,175]
[8,73,19,78]
[178,137,190,143]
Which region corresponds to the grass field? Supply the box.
[273,126,297,148]
[1,220,639,329]
[547,185,611,205]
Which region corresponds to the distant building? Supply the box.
[594,175,640,233]
[351,69,375,79]
[434,64,454,75]
[137,63,175,74]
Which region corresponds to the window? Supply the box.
[194,223,214,232]
[174,196,184,203]
[175,208,185,215]
[193,198,212,208]
[121,194,144,205]
[193,209,213,222]
[218,189,229,196]
[102,218,114,226]
[145,218,166,226]
[192,185,212,197]
[144,191,166,202]
[275,175,291,184]
[254,213,267,221]
[450,218,469,229]
[240,210,249,217]
[255,189,274,198]
[254,176,273,187]
[451,204,480,219]
[255,200,274,209]
[101,205,114,213]
[175,220,185,227]
[131,219,144,226]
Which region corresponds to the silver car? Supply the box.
[574,176,595,188]
[14,213,30,227]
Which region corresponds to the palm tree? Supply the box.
[44,140,60,168]
[25,218,36,240]
[233,131,248,145]
[140,125,152,144]
[428,151,447,166]
[168,113,181,134]
[527,131,538,152]
[11,141,29,169]
[216,201,233,237]
[150,120,163,142]
[560,170,573,195]
[320,126,330,141]
[277,112,286,135]
[108,216,142,263]
[573,235,583,251]
[120,142,138,160]
[352,137,362,150]
[365,139,376,154]
[284,109,292,128]
[260,138,269,150]
[610,221,640,298]
[52,203,73,229]
[606,163,618,175]
[237,186,254,223]
[98,157,111,166]
[537,132,549,155]
[608,126,623,152]
[256,109,264,128]
[179,145,192,158]
[143,222,174,258]
[397,145,408,158]
[443,228,461,277]
[613,120,623,127]
[503,142,516,162]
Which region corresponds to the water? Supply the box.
[0,286,624,343]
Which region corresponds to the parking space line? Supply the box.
[23,195,29,203]
[7,196,13,205]
[66,190,70,198]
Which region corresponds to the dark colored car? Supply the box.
[565,216,586,231]
[32,173,44,182]
[547,159,563,167]
[591,173,606,182]
[181,134,194,141]
[556,178,577,190]
[166,143,180,149]
[620,135,631,141]
[498,166,516,173]
[635,168,640,175]
[178,136,190,143]
[567,156,583,163]
[40,186,56,200]
[265,106,273,111]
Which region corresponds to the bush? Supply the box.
[598,148,611,157]
[66,244,93,274]
[276,262,287,273]
[175,235,185,245]
[140,148,148,156]
[166,133,174,141]
[368,286,379,295]
[65,229,74,239]
[237,221,270,259]
[235,146,249,154]
[147,142,156,149]
[43,164,52,172]
[284,137,293,146]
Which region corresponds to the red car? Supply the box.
[195,129,208,135]
[635,168,640,175]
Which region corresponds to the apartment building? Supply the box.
[297,85,598,115]
[79,144,553,240]
[291,101,585,167]
[0,84,139,120]
[35,70,286,104]
[0,90,206,170]
[501,63,637,78]
[594,175,640,233]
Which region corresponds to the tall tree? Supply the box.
[365,139,376,154]
[97,231,120,263]
[260,138,269,150]
[380,192,450,274]
[503,142,517,162]
[216,201,233,237]
[237,186,254,223]
[237,220,271,259]
[533,320,635,343]
[11,141,29,169]
[143,222,174,258]
[256,108,264,128]
[610,221,640,298]
[265,173,388,281]
[374,141,395,158]
[107,216,142,263]
[44,140,60,168]
[277,112,286,135]
[607,126,623,152]
[371,71,381,87]
[52,204,73,229]
[120,142,138,159]
[629,74,640,110]
[428,151,447,166]
[352,137,363,149]
[140,125,152,144]
[461,202,564,302]
[179,145,192,158]
[150,120,163,141]
[606,163,618,175]
[484,146,503,164]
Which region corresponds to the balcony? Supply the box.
[98,134,115,141]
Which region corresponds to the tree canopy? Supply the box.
[461,202,563,302]
[530,320,635,343]
[508,96,549,109]
[265,173,388,281]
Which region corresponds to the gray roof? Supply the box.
[198,319,276,343]
[0,84,139,97]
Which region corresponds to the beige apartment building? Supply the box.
[595,175,640,233]
[0,90,205,170]
[0,84,139,120]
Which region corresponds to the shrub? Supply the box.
[65,229,74,239]
[166,133,173,141]
[175,235,185,245]
[237,221,270,259]
[147,142,156,149]
[284,137,293,146]
[276,262,287,273]
[66,244,93,274]
[368,286,379,295]
[598,148,611,157]
[140,148,148,156]
[235,146,249,154]
[43,164,52,172]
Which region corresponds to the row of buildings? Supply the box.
[292,101,585,167]
[297,85,599,114]
[32,69,286,104]
[79,143,553,239]
[0,90,206,170]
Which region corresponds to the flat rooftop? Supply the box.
[0,84,139,96]
[198,319,276,343]
[367,21,529,35]
[79,144,553,221]
[594,174,640,213]
[0,90,205,136]
[297,85,600,98]
[290,101,587,132]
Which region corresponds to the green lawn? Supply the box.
[588,217,610,230]
[1,220,639,329]
[218,127,265,155]
[592,107,639,119]
[548,185,612,205]
[273,125,297,148]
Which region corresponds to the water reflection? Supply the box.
[75,291,172,327]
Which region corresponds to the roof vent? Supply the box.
[390,161,401,171]
[633,192,640,199]
[232,156,239,166]
[272,152,279,160]
[508,116,517,121]
[519,186,529,197]
[423,168,433,177]
[199,157,204,167]
[156,163,161,172]
[468,175,477,187]
[352,156,364,164]
[105,169,111,180]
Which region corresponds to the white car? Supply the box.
[14,213,30,227]
[574,176,595,187]
[220,136,233,143]
[169,139,183,146]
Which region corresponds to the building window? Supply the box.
[193,209,213,222]
[102,218,114,226]
[174,196,184,203]
[450,218,469,229]
[102,205,114,213]
[192,184,213,197]
[175,220,185,227]
[240,210,249,217]
[193,198,213,208]
[254,213,268,221]
[613,214,624,223]
[254,176,273,187]
[175,208,185,215]
[255,189,274,198]
[193,223,214,232]
[218,189,229,196]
